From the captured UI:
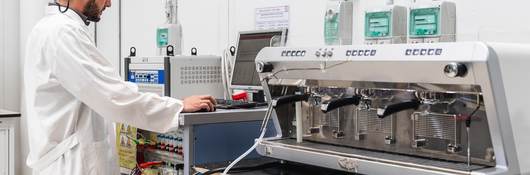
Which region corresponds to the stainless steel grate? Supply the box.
[321,112,330,127]
[356,109,393,134]
[412,112,459,142]
[330,110,340,129]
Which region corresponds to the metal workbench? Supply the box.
[178,108,275,175]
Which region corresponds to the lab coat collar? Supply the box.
[46,3,91,26]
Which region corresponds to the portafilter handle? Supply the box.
[377,100,421,118]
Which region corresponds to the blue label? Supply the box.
[127,70,165,84]
[158,70,165,84]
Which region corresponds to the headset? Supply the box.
[55,0,71,13]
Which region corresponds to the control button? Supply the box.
[315,51,321,57]
[281,51,287,56]
[286,51,291,56]
[444,63,468,78]
[296,51,302,56]
[290,51,296,56]
[322,51,328,57]
[301,51,306,56]
[327,51,333,57]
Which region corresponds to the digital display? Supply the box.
[410,8,440,36]
[231,31,284,87]
[365,11,391,38]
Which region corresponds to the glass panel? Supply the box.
[410,7,440,36]
[365,11,392,38]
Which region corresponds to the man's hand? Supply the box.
[182,95,217,112]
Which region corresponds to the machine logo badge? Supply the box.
[406,48,442,56]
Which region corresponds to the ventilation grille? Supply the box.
[179,66,222,84]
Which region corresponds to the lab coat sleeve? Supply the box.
[52,26,182,133]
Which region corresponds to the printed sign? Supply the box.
[116,123,137,170]
[255,6,289,30]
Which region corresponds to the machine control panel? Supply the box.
[315,48,335,58]
[346,49,377,57]
[281,50,307,57]
[128,70,165,84]
[127,69,166,96]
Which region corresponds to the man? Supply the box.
[23,0,216,174]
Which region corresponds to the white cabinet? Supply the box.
[0,128,9,175]
[0,116,18,175]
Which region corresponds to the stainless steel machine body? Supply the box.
[254,42,530,174]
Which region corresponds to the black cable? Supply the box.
[466,101,481,127]
[201,161,282,175]
[56,0,70,13]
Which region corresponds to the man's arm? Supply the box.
[52,26,213,133]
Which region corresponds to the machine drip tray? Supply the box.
[259,138,493,174]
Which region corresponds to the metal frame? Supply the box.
[230,28,288,91]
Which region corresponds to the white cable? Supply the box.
[221,50,229,99]
[221,128,267,175]
[221,49,233,99]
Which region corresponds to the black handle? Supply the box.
[321,96,361,113]
[191,47,198,56]
[230,46,236,56]
[272,94,309,108]
[129,47,137,57]
[166,45,175,56]
[377,100,421,118]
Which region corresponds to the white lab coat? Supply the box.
[23,7,183,175]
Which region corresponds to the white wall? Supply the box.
[1,0,21,112]
[362,0,530,43]
[229,0,328,47]
[120,0,229,59]
[228,0,530,46]
[0,0,5,110]
[113,0,530,60]
[96,0,121,70]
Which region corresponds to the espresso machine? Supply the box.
[253,42,530,174]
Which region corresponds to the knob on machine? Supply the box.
[444,62,468,78]
[256,62,274,73]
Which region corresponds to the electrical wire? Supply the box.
[221,128,267,175]
[268,61,350,79]
[221,48,234,99]
[200,161,281,175]
[466,104,481,126]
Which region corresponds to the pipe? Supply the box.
[296,98,303,143]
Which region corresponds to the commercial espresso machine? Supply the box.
[253,42,530,174]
